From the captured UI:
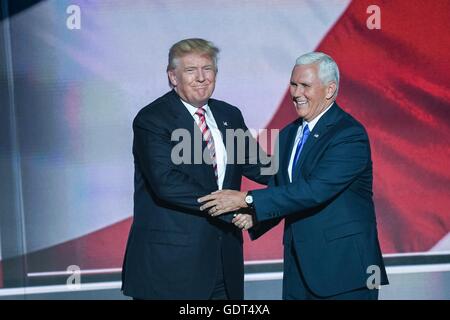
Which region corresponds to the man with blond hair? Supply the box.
[122,38,270,300]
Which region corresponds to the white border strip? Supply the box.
[245,272,283,281]
[386,263,450,274]
[0,281,122,297]
[244,259,283,265]
[2,264,450,297]
[27,268,122,277]
[26,262,285,277]
[383,251,450,257]
[23,252,450,278]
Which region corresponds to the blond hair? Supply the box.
[167,38,219,72]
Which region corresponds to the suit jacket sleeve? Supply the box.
[252,126,370,222]
[133,114,214,213]
[248,175,282,240]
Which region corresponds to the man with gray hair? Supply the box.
[121,38,270,300]
[199,52,389,299]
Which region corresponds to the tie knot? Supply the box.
[195,108,206,117]
[303,124,310,136]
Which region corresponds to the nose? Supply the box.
[292,85,304,98]
[197,70,206,82]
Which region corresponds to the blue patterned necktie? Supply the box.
[293,124,310,168]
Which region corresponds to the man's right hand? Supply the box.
[232,213,254,230]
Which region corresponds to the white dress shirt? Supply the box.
[288,102,335,182]
[181,100,227,190]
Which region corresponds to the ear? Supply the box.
[167,70,178,87]
[325,82,337,99]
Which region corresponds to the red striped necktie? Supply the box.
[195,107,218,181]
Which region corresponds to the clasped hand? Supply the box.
[198,190,253,230]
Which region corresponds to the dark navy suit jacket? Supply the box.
[251,103,388,297]
[122,90,269,299]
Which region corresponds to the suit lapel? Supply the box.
[167,90,199,138]
[292,104,342,181]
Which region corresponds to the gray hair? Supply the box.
[295,52,340,97]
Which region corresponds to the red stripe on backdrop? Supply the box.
[245,0,450,256]
[314,0,450,252]
[24,218,131,272]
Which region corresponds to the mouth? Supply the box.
[294,99,308,107]
[194,87,209,92]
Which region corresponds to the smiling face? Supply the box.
[167,52,216,108]
[289,63,336,122]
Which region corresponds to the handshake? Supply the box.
[198,189,254,230]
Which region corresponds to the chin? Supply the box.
[294,107,308,117]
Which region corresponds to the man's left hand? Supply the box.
[232,213,254,230]
[198,190,247,216]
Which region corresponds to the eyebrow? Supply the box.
[184,65,214,69]
[291,80,311,86]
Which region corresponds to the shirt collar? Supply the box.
[180,99,210,117]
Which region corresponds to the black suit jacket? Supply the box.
[122,90,269,299]
[251,104,388,297]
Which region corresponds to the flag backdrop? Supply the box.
[0,0,449,287]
